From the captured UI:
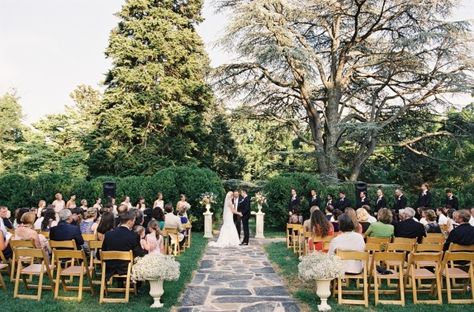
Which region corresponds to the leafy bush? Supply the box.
[0,174,32,209]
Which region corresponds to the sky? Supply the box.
[0,0,473,124]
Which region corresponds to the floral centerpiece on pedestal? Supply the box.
[298,252,344,311]
[251,192,267,213]
[199,192,216,213]
[132,254,180,308]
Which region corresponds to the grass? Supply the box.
[265,241,473,312]
[0,233,208,312]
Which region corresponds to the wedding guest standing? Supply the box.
[153,192,164,210]
[36,200,47,218]
[79,199,88,211]
[92,197,102,210]
[325,194,334,210]
[52,193,65,213]
[288,188,300,213]
[120,196,133,210]
[415,183,432,209]
[136,197,146,211]
[309,190,321,208]
[176,194,191,218]
[66,195,77,209]
[375,189,387,215]
[393,189,408,214]
[334,191,351,211]
[356,191,370,209]
[444,190,459,210]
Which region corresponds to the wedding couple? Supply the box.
[210,190,250,248]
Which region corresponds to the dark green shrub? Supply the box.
[0,174,32,210]
[30,173,73,206]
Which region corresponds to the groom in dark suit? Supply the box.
[238,190,251,245]
[233,191,242,238]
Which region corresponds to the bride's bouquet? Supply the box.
[199,192,216,207]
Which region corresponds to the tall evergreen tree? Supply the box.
[88,0,215,176]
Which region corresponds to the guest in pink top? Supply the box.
[14,212,50,253]
[145,220,163,255]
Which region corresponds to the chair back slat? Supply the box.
[336,250,369,261]
[415,243,443,252]
[392,237,417,244]
[53,249,86,261]
[10,239,35,249]
[448,243,474,252]
[50,239,77,250]
[386,242,414,253]
[100,250,133,261]
[366,237,391,244]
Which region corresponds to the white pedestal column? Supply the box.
[203,212,213,238]
[255,211,265,239]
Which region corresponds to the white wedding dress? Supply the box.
[209,193,241,248]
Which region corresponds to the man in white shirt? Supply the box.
[164,203,184,243]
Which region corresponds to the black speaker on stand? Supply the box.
[103,182,116,199]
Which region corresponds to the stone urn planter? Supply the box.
[149,279,164,308]
[315,279,333,311]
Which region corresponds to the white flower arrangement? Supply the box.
[132,254,180,282]
[199,192,216,206]
[251,192,267,205]
[298,252,345,281]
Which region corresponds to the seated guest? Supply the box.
[470,207,474,227]
[115,204,129,227]
[144,220,163,255]
[134,225,148,255]
[345,208,362,234]
[132,208,144,227]
[13,208,30,228]
[178,207,188,225]
[308,209,334,251]
[330,209,343,232]
[0,229,12,259]
[328,214,365,274]
[49,209,84,249]
[436,207,449,226]
[356,208,371,233]
[394,207,426,242]
[365,208,394,238]
[34,208,57,231]
[102,210,145,279]
[14,212,50,253]
[80,208,99,235]
[361,205,377,223]
[0,206,13,231]
[303,206,319,232]
[443,209,474,251]
[164,203,184,244]
[151,206,165,230]
[324,205,334,221]
[424,209,441,233]
[96,212,115,241]
[289,207,303,224]
[447,208,458,232]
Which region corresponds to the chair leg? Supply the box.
[99,266,106,303]
[446,273,452,303]
[54,266,61,299]
[374,273,379,305]
[364,274,369,307]
[37,270,44,301]
[78,273,84,302]
[400,274,405,306]
[0,272,6,290]
[337,277,342,304]
[125,276,130,303]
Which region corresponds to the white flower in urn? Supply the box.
[251,192,267,213]
[199,192,216,213]
[298,252,344,311]
[132,254,180,308]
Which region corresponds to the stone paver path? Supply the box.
[176,240,300,312]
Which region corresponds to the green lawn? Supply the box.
[265,241,473,312]
[0,233,208,312]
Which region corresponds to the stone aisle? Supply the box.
[176,240,300,312]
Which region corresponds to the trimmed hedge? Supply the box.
[0,166,225,231]
[1,169,472,232]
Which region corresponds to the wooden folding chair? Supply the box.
[372,252,406,306]
[302,231,312,256]
[184,223,192,249]
[40,231,50,239]
[308,235,333,254]
[336,250,369,307]
[9,239,35,281]
[291,224,304,254]
[165,228,180,256]
[422,234,445,244]
[99,250,134,303]
[13,248,55,300]
[286,224,296,249]
[366,237,392,244]
[53,249,94,301]
[392,237,417,244]
[82,234,97,242]
[50,239,77,281]
[385,243,414,288]
[406,252,443,304]
[442,251,474,304]
[0,250,9,290]
[89,240,103,285]
[415,243,443,252]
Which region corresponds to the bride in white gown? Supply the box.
[209,191,242,248]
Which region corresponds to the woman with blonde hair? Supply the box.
[345,207,362,234]
[14,212,50,253]
[36,200,47,218]
[80,208,98,235]
[356,208,371,233]
[66,195,77,209]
